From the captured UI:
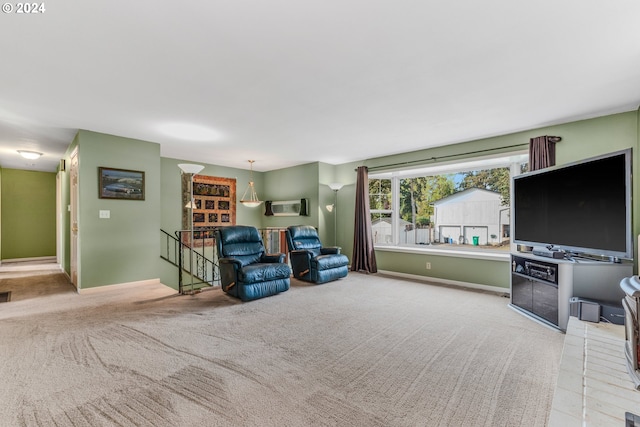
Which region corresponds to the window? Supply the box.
[369,154,528,252]
[369,177,393,244]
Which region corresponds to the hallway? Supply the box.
[0,259,72,303]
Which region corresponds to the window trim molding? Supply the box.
[375,244,511,261]
[369,150,528,256]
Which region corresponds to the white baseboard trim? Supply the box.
[377,270,510,295]
[78,278,168,294]
[1,256,57,265]
[0,259,61,273]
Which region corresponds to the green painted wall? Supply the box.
[48,109,638,292]
[259,161,348,248]
[334,110,640,289]
[74,130,161,289]
[0,167,2,260]
[318,162,339,247]
[0,168,56,260]
[378,251,507,286]
[262,162,320,236]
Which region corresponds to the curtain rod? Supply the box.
[357,142,530,172]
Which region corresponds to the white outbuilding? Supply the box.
[432,188,508,245]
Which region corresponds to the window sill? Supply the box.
[374,245,511,262]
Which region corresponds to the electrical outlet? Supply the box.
[426,262,431,270]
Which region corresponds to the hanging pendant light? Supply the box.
[240,160,263,208]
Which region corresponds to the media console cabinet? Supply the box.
[510,251,632,331]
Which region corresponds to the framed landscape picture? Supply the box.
[99,167,145,200]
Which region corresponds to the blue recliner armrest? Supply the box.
[218,258,243,293]
[289,250,313,279]
[320,247,341,255]
[261,253,286,263]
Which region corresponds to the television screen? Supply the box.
[513,149,632,259]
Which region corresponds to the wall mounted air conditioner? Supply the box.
[265,199,308,216]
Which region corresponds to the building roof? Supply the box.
[432,188,501,206]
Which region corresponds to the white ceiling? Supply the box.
[1,0,639,173]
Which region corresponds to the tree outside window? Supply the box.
[369,154,527,251]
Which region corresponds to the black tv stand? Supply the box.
[510,252,632,331]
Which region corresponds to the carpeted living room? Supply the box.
[1,2,640,426]
[0,270,563,426]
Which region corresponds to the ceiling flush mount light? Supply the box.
[160,123,221,141]
[240,160,262,208]
[18,150,43,160]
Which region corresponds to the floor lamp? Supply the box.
[178,163,204,295]
[328,183,344,246]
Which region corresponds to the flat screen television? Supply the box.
[513,148,632,260]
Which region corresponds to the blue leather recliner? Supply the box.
[215,225,291,301]
[286,225,349,284]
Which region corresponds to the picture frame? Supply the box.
[181,175,236,247]
[99,167,145,200]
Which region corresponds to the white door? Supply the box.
[70,149,79,289]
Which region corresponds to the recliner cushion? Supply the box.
[218,226,264,266]
[292,239,321,251]
[287,226,322,251]
[241,263,291,283]
[314,254,349,271]
[315,266,348,284]
[240,278,290,302]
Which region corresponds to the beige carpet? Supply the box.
[0,271,75,302]
[0,272,564,426]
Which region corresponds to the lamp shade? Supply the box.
[178,163,204,174]
[328,182,344,191]
[241,200,262,208]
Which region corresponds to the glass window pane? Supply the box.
[371,212,392,245]
[396,211,432,245]
[369,178,391,210]
[369,157,523,253]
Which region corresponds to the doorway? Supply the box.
[70,148,79,289]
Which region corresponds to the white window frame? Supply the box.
[369,152,528,256]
